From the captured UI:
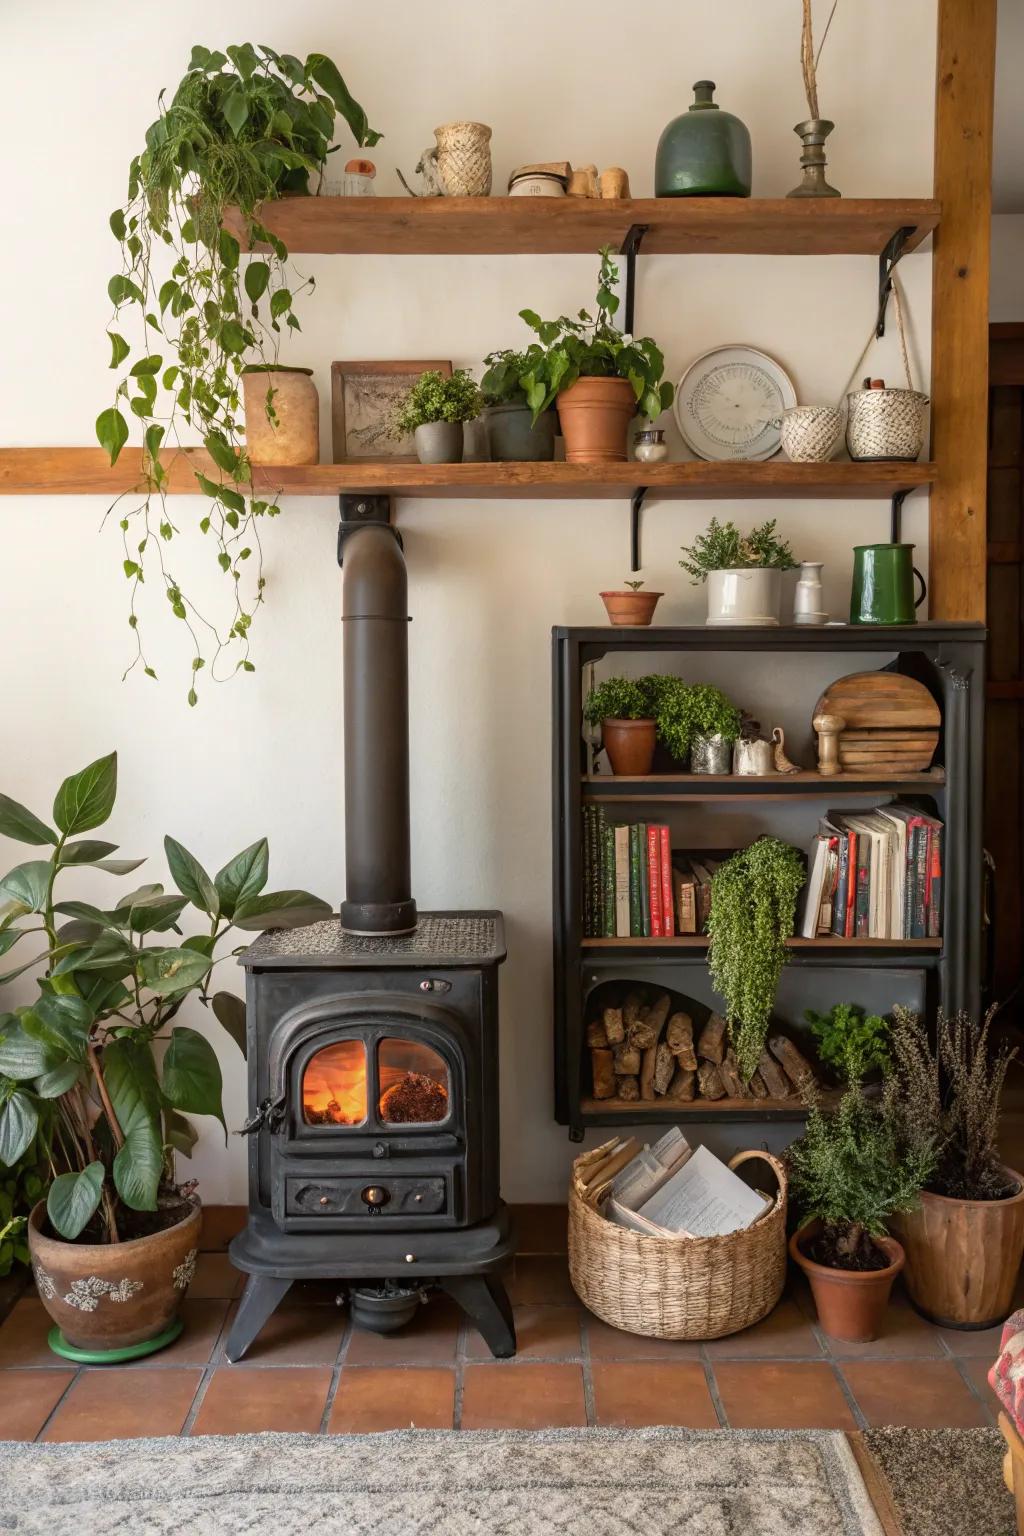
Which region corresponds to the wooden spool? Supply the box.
[811,671,940,772]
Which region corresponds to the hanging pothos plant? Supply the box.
[97,44,380,702]
[707,837,806,1081]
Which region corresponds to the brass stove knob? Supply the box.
[361,1185,390,1207]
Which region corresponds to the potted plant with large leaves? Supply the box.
[885,1006,1024,1328]
[0,752,329,1361]
[518,248,673,463]
[98,44,379,701]
[480,349,557,462]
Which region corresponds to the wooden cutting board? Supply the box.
[813,671,940,772]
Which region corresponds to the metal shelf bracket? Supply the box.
[337,493,400,564]
[629,485,649,572]
[890,486,912,543]
[620,223,649,336]
[876,225,915,338]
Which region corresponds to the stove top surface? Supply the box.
[241,910,506,969]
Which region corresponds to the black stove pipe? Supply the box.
[339,519,418,935]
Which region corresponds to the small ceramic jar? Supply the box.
[634,429,668,464]
[509,172,566,197]
[793,561,827,625]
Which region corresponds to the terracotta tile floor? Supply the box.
[0,1203,1006,1441]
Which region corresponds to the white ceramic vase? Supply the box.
[705,567,781,626]
[793,561,827,625]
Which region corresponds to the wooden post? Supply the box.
[929,0,997,621]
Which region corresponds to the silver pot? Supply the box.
[733,738,775,775]
[690,733,732,775]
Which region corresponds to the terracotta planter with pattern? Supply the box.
[28,1197,201,1351]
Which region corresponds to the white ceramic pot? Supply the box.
[706,567,781,626]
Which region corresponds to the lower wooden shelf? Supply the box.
[578,1090,841,1122]
[582,936,942,950]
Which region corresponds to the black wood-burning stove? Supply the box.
[224,500,516,1362]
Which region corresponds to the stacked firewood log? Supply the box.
[587,988,815,1103]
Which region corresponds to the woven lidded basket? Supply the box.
[568,1139,788,1340]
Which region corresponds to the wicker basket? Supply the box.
[568,1140,788,1340]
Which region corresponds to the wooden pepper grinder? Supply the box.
[813,712,846,776]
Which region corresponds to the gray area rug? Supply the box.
[0,1427,882,1535]
[863,1427,1014,1536]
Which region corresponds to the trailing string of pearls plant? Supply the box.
[97,44,379,702]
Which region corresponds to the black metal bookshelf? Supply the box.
[551,623,986,1139]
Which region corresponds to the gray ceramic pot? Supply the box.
[485,403,556,462]
[414,421,464,464]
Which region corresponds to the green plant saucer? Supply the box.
[47,1318,183,1365]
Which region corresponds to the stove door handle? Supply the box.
[237,1095,287,1136]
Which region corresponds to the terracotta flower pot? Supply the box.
[28,1197,201,1353]
[891,1168,1024,1329]
[242,365,319,465]
[557,377,637,463]
[600,590,663,626]
[789,1221,904,1343]
[601,717,656,775]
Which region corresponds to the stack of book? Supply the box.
[671,855,720,935]
[799,802,943,940]
[582,808,675,938]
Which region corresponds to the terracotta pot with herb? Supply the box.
[885,1006,1024,1328]
[600,581,663,627]
[517,248,673,463]
[583,677,656,775]
[0,752,330,1362]
[787,1081,931,1342]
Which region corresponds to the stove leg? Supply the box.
[224,1274,292,1363]
[442,1273,516,1359]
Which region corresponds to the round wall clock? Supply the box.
[673,346,797,461]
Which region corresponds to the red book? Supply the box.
[647,825,663,935]
[845,829,858,938]
[659,825,674,937]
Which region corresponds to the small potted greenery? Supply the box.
[648,678,741,773]
[787,1081,931,1342]
[805,1003,891,1084]
[680,518,797,626]
[393,369,483,464]
[885,1006,1024,1328]
[480,349,556,462]
[0,752,329,1361]
[518,248,673,463]
[599,579,663,627]
[706,836,806,1077]
[583,677,657,775]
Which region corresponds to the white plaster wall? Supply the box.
[0,0,936,1200]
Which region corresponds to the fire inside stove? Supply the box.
[302,1037,450,1127]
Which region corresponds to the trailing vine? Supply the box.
[707,837,806,1079]
[97,44,379,702]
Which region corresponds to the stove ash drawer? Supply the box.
[285,1176,448,1218]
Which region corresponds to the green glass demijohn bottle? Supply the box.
[655,80,752,197]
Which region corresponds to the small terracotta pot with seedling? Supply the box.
[600,580,663,627]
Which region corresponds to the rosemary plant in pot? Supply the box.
[480,350,556,462]
[583,677,657,776]
[787,1080,932,1342]
[519,248,673,463]
[0,752,329,1361]
[680,518,797,626]
[98,43,379,702]
[885,1006,1024,1328]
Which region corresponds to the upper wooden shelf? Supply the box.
[0,450,938,499]
[224,196,940,257]
[582,769,946,798]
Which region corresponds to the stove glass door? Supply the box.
[301,1038,368,1127]
[378,1037,450,1124]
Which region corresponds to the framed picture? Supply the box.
[331,360,453,462]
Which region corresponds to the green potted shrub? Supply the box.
[679,518,797,626]
[885,1006,1024,1328]
[98,44,379,700]
[480,349,556,462]
[599,579,663,627]
[393,370,483,464]
[583,677,657,775]
[706,836,806,1077]
[650,679,741,774]
[787,1080,932,1342]
[0,752,329,1361]
[805,1003,891,1084]
[518,248,673,463]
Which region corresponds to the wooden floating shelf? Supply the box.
[582,769,945,800]
[582,936,942,950]
[224,196,940,258]
[0,449,938,500]
[579,1090,841,1120]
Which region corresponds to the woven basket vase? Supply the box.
[568,1141,788,1340]
[434,121,492,197]
[846,387,928,462]
[780,405,844,463]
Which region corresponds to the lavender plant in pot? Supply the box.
[680,518,797,626]
[583,677,657,776]
[0,752,330,1361]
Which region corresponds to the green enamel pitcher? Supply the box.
[850,543,927,625]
